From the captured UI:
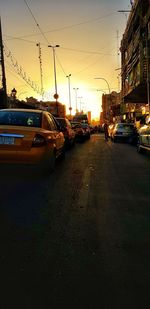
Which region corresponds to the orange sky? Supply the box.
[0,0,131,120]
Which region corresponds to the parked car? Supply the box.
[0,109,65,173]
[81,123,91,139]
[70,121,85,142]
[111,122,137,144]
[55,117,75,148]
[137,115,150,153]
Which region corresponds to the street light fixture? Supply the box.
[48,44,60,102]
[66,74,72,116]
[94,77,111,121]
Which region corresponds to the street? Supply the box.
[0,134,150,309]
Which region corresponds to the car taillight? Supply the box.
[32,134,46,147]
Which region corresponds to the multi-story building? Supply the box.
[120,0,150,119]
[101,91,121,123]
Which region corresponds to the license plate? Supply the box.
[0,136,15,145]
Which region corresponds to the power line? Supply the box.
[60,46,114,56]
[3,11,116,41]
[23,0,67,81]
[23,0,49,44]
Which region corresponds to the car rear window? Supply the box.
[81,123,89,128]
[0,111,42,127]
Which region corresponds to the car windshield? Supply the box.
[0,111,42,127]
[71,122,81,128]
[116,124,134,130]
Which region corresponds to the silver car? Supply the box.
[137,115,150,153]
[111,122,137,143]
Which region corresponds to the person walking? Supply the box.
[104,121,109,141]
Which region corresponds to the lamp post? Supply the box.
[73,88,79,113]
[66,74,72,116]
[48,44,60,103]
[78,96,83,112]
[94,77,111,121]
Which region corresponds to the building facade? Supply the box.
[101,91,121,123]
[120,0,150,119]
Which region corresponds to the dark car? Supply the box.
[55,117,75,148]
[70,121,85,142]
[137,115,150,154]
[81,123,91,139]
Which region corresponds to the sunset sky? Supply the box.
[0,0,132,119]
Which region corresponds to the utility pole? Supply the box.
[0,17,7,108]
[36,43,44,100]
[66,74,72,116]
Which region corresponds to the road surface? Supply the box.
[0,134,150,309]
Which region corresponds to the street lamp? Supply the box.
[66,74,72,116]
[48,44,60,102]
[94,77,111,120]
[73,88,79,113]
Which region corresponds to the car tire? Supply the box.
[60,146,66,159]
[137,140,145,154]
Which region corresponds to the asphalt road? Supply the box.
[0,134,150,309]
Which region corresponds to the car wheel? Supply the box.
[137,140,144,154]
[60,146,66,159]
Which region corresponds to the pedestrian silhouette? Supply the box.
[104,121,109,141]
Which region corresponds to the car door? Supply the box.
[144,125,150,148]
[46,113,64,154]
[140,125,149,147]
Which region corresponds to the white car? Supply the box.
[137,115,150,153]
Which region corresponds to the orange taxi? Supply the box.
[0,109,65,173]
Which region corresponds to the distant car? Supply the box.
[70,121,85,142]
[0,109,65,173]
[137,115,150,153]
[89,125,97,134]
[55,117,75,148]
[111,122,137,143]
[81,123,91,139]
